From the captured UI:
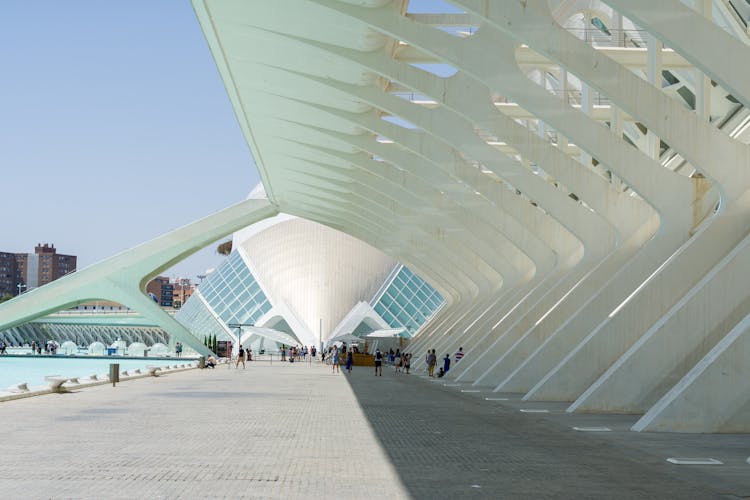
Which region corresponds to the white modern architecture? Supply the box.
[2,0,750,432]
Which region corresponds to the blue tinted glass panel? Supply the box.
[371,265,444,330]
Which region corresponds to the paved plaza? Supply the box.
[0,359,749,499]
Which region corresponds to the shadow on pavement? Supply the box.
[342,365,720,500]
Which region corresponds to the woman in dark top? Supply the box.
[345,349,354,373]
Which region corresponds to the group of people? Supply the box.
[394,350,412,374]
[223,342,467,379]
[231,344,323,368]
[426,347,465,377]
[328,345,353,373]
[326,345,358,374]
[25,340,57,355]
[280,345,315,362]
[325,345,417,377]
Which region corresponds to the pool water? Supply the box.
[0,357,185,390]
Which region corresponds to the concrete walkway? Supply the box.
[344,365,750,499]
[1,359,749,499]
[0,361,407,499]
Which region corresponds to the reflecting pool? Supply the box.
[0,356,189,390]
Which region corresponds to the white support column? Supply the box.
[695,0,712,121]
[558,68,569,151]
[570,212,750,414]
[580,12,593,169]
[646,33,663,160]
[632,309,750,433]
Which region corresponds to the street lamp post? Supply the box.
[16,283,26,296]
[227,323,254,364]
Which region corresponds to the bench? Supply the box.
[7,383,29,393]
[47,377,70,392]
[145,366,162,377]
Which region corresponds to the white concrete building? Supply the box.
[2,0,750,433]
[175,185,443,352]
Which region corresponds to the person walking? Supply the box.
[332,346,340,373]
[443,353,451,374]
[374,349,383,376]
[455,347,465,364]
[404,353,411,374]
[427,349,437,377]
[345,349,353,373]
[236,345,246,369]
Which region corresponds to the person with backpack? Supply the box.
[374,349,383,376]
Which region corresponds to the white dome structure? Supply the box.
[175,184,445,353]
[240,216,396,345]
[88,342,106,356]
[60,341,78,355]
[127,342,148,357]
[149,343,170,356]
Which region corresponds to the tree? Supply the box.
[216,240,232,256]
[203,335,207,346]
[0,293,13,304]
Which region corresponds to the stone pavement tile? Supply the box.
[343,365,750,499]
[0,361,408,499]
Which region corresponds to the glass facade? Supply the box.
[372,265,444,332]
[174,292,231,342]
[179,251,272,328]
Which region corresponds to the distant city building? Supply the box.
[171,278,195,309]
[146,276,174,307]
[1,243,76,296]
[0,252,18,297]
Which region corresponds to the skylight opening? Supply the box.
[406,0,464,14]
[392,91,437,105]
[381,115,418,129]
[436,25,478,38]
[410,62,458,78]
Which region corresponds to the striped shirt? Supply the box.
[455,350,464,362]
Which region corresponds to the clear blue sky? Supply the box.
[0,0,259,280]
